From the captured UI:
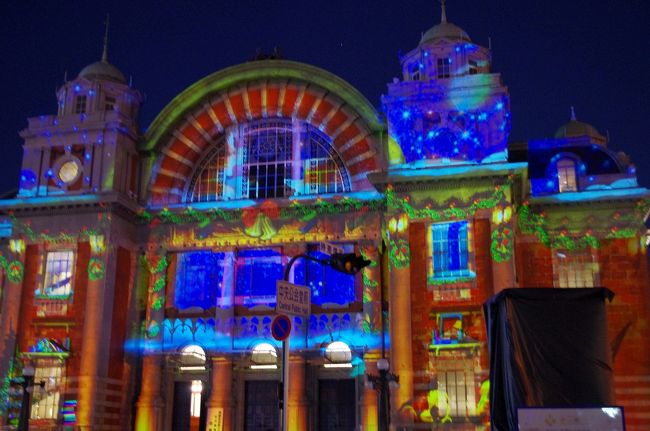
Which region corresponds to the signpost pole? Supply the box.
[282,336,289,431]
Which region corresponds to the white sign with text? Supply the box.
[276,280,311,316]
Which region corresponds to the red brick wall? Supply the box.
[515,241,554,287]
[599,238,650,430]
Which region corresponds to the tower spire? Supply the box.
[440,0,448,23]
[102,14,110,63]
[570,106,576,121]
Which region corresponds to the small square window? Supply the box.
[553,249,599,288]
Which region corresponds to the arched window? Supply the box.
[180,345,206,369]
[186,119,350,202]
[557,158,578,192]
[251,342,278,369]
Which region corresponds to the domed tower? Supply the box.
[18,23,142,199]
[528,108,638,195]
[382,1,510,166]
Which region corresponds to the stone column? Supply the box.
[0,239,26,424]
[360,352,381,431]
[359,242,382,338]
[77,233,115,429]
[489,210,516,293]
[135,250,168,431]
[287,356,308,431]
[206,356,233,431]
[386,217,413,429]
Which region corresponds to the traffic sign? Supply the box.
[271,314,292,341]
[276,280,311,316]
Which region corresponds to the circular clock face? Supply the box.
[58,160,80,184]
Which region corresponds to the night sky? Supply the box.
[1,1,649,194]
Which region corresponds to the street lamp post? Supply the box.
[367,358,399,431]
[278,252,371,431]
[16,364,35,431]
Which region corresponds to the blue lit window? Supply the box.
[294,246,356,306]
[429,221,473,280]
[174,251,224,310]
[235,248,283,306]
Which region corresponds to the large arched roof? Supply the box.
[142,60,384,204]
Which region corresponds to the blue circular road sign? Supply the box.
[271,314,292,341]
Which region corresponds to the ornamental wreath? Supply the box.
[389,238,411,268]
[7,261,24,284]
[490,225,514,263]
[87,258,105,281]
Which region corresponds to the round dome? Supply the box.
[78,60,126,84]
[421,22,471,44]
[554,119,604,141]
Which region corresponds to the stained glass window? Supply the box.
[429,221,473,280]
[174,251,224,310]
[235,248,283,306]
[294,246,356,305]
[36,251,74,300]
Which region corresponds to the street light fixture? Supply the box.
[278,251,371,431]
[367,358,399,431]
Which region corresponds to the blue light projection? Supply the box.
[385,100,510,164]
[174,251,224,310]
[293,250,356,305]
[235,248,282,305]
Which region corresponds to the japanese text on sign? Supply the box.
[276,280,311,316]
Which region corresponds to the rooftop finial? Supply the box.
[440,0,448,23]
[570,106,576,121]
[102,14,110,63]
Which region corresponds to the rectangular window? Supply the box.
[553,249,599,288]
[437,58,451,78]
[74,96,87,114]
[235,248,283,306]
[31,361,64,420]
[437,369,477,418]
[37,251,75,300]
[104,96,116,111]
[428,221,474,281]
[174,251,225,310]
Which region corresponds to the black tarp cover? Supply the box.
[484,288,615,431]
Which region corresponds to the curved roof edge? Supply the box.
[143,60,383,152]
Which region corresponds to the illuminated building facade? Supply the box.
[0,5,649,431]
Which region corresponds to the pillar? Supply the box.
[206,357,233,430]
[361,352,380,431]
[0,239,26,424]
[489,206,516,293]
[386,214,413,429]
[135,250,168,431]
[287,356,308,431]
[77,233,115,429]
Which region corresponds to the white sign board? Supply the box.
[276,280,311,316]
[518,407,625,431]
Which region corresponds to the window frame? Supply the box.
[556,157,578,192]
[553,248,600,288]
[437,57,451,79]
[184,119,350,203]
[74,95,87,114]
[427,220,475,284]
[30,359,64,421]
